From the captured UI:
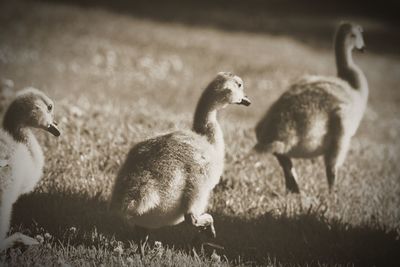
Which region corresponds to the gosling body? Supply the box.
[113,130,222,229]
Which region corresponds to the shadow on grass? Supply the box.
[35,0,400,55]
[13,191,400,266]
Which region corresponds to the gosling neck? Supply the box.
[193,92,223,146]
[2,104,29,143]
[335,42,368,100]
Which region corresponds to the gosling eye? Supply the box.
[350,33,356,38]
[47,104,53,112]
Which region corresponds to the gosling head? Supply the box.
[3,87,61,138]
[336,22,365,52]
[205,72,251,110]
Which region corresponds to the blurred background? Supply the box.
[1,0,400,266]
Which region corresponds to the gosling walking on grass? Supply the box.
[255,22,368,193]
[0,88,60,251]
[110,72,251,238]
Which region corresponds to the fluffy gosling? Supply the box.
[0,88,60,250]
[110,72,250,238]
[255,22,368,193]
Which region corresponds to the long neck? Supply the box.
[335,40,368,101]
[2,103,43,167]
[193,92,223,148]
[3,109,29,143]
[3,111,43,167]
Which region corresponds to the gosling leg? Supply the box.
[1,193,39,250]
[274,153,300,194]
[0,193,13,251]
[324,114,351,192]
[0,198,12,252]
[185,212,216,238]
[3,233,39,250]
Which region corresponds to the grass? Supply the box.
[1,0,400,266]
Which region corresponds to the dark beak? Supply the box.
[358,46,366,53]
[47,122,61,137]
[238,96,251,106]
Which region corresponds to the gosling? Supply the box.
[0,88,60,250]
[255,22,368,193]
[110,72,251,238]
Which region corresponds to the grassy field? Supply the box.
[1,0,400,266]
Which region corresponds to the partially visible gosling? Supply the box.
[255,22,368,193]
[0,79,14,114]
[0,88,60,250]
[110,72,251,238]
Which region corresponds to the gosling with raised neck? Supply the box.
[110,72,251,238]
[255,22,368,193]
[0,88,60,250]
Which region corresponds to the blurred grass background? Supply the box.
[1,0,400,265]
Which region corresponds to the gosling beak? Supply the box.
[238,96,251,106]
[358,46,366,53]
[47,122,61,137]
